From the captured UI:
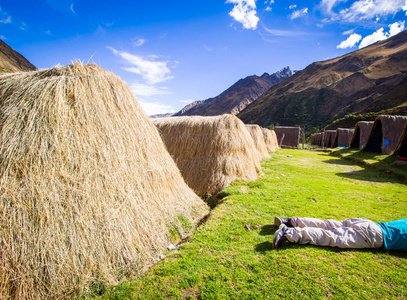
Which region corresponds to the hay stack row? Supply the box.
[310,115,407,158]
[152,117,278,199]
[0,63,280,299]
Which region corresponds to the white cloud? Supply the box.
[265,6,272,11]
[0,16,11,24]
[389,20,405,36]
[403,0,407,14]
[289,4,297,9]
[359,21,405,48]
[133,38,147,47]
[0,35,6,40]
[342,29,354,35]
[290,7,308,20]
[204,44,214,52]
[131,82,172,97]
[108,47,174,84]
[226,0,259,30]
[320,0,345,15]
[337,33,362,48]
[139,101,175,116]
[339,0,406,22]
[179,99,195,104]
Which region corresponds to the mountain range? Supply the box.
[0,40,36,73]
[238,30,407,132]
[174,67,293,116]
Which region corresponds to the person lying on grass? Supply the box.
[272,217,407,251]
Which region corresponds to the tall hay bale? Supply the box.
[317,132,323,146]
[350,121,374,149]
[153,115,262,198]
[274,126,300,149]
[0,63,209,299]
[394,122,407,159]
[261,128,279,152]
[362,115,407,154]
[246,125,271,159]
[333,128,354,148]
[323,130,336,148]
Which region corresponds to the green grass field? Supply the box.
[95,149,407,300]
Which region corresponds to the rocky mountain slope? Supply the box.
[175,67,293,116]
[238,30,407,131]
[0,40,37,73]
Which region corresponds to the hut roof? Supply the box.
[362,115,407,154]
[350,121,374,149]
[152,114,262,198]
[394,122,407,159]
[0,63,209,299]
[261,128,279,152]
[323,130,337,148]
[246,125,271,159]
[274,126,301,149]
[333,128,354,148]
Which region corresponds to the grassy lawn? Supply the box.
[94,149,407,300]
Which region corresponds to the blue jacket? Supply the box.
[376,219,407,251]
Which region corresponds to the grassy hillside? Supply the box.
[92,149,407,299]
[0,40,36,73]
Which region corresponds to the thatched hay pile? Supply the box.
[323,130,336,148]
[350,121,374,149]
[0,63,209,299]
[153,115,262,198]
[363,115,407,154]
[394,122,407,159]
[333,128,354,148]
[274,126,301,149]
[245,125,271,159]
[261,128,279,152]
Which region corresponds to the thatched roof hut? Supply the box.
[246,124,271,159]
[274,126,301,149]
[394,122,407,160]
[323,130,337,148]
[0,63,209,299]
[317,132,324,146]
[261,128,279,152]
[350,121,374,149]
[152,115,262,198]
[333,128,354,148]
[362,115,407,154]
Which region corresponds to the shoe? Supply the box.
[274,217,292,227]
[272,224,289,249]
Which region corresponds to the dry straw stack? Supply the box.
[323,130,337,148]
[363,115,407,154]
[0,63,209,299]
[333,128,354,148]
[350,121,374,149]
[153,115,262,198]
[261,128,279,152]
[245,124,271,160]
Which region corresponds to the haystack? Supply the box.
[333,128,354,148]
[0,63,209,299]
[363,115,407,154]
[246,124,271,159]
[152,115,262,198]
[323,130,336,148]
[274,126,301,149]
[350,121,374,149]
[261,128,279,152]
[317,132,324,146]
[394,122,407,159]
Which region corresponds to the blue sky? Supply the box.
[0,0,406,115]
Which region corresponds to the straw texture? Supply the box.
[245,125,271,159]
[333,128,354,148]
[323,130,336,148]
[0,63,209,299]
[274,126,300,149]
[363,115,407,154]
[350,121,374,149]
[394,122,407,158]
[153,115,262,198]
[261,128,279,152]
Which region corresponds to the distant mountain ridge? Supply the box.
[0,40,36,73]
[238,30,407,132]
[174,67,293,116]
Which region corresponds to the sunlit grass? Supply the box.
[94,149,407,300]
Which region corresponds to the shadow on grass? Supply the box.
[324,149,407,185]
[259,225,276,236]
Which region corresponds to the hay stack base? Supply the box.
[153,115,262,199]
[261,128,279,152]
[0,63,209,299]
